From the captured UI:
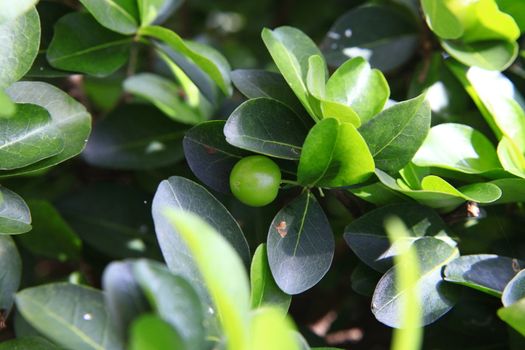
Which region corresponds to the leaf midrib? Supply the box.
[50,38,132,63]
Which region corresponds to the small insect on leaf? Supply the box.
[276,221,288,238]
[512,258,521,273]
[467,202,481,218]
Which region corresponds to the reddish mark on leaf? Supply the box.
[276,221,288,238]
[204,145,217,154]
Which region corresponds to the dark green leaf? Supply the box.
[183,120,247,194]
[502,269,525,306]
[82,105,186,170]
[344,203,455,273]
[0,236,21,316]
[372,237,459,327]
[130,315,185,350]
[0,336,61,350]
[4,82,91,176]
[0,7,40,88]
[250,244,291,313]
[133,260,205,349]
[138,0,182,26]
[0,104,64,170]
[0,186,31,235]
[16,283,123,350]
[267,192,334,295]
[359,94,431,174]
[224,98,309,160]
[351,263,382,297]
[78,0,139,35]
[490,178,525,204]
[443,255,524,297]
[47,12,131,77]
[17,200,81,261]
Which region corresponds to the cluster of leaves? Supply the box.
[2,0,525,349]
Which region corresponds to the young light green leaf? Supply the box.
[138,0,182,27]
[165,209,251,350]
[0,0,38,24]
[4,82,92,177]
[0,7,40,88]
[413,123,501,174]
[502,269,525,307]
[224,98,309,160]
[0,104,64,170]
[319,100,361,127]
[267,192,334,295]
[443,40,518,72]
[47,12,131,77]
[249,307,301,350]
[16,283,124,350]
[497,137,525,178]
[498,298,525,337]
[78,0,139,34]
[130,315,185,350]
[250,244,291,313]
[421,0,464,39]
[359,94,431,174]
[0,89,15,118]
[325,57,389,123]
[0,236,21,316]
[0,186,32,235]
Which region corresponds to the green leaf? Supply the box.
[325,57,389,123]
[138,0,182,27]
[359,94,431,174]
[4,82,91,177]
[16,283,123,350]
[344,203,455,273]
[133,260,205,349]
[78,0,139,35]
[17,200,81,261]
[262,26,325,118]
[372,237,459,327]
[0,0,38,24]
[47,12,131,77]
[183,120,247,194]
[250,244,291,313]
[319,100,361,127]
[442,40,518,71]
[421,0,464,39]
[443,254,523,297]
[0,7,40,88]
[140,26,232,96]
[124,73,203,124]
[267,192,334,295]
[497,0,525,32]
[249,307,300,350]
[231,69,307,119]
[82,105,185,170]
[165,209,251,350]
[0,104,64,170]
[497,137,525,178]
[502,269,525,306]
[297,118,374,187]
[102,261,150,340]
[0,89,16,118]
[413,123,501,174]
[130,315,185,350]
[351,263,382,297]
[56,183,160,259]
[0,236,21,316]
[321,4,419,72]
[152,176,250,301]
[0,336,60,350]
[0,186,31,235]
[224,98,309,160]
[490,178,525,204]
[498,298,525,337]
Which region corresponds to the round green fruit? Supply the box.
[229,155,281,207]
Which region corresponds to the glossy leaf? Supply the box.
[497,0,525,32]
[0,89,15,118]
[0,7,40,88]
[0,186,32,235]
[16,283,123,350]
[413,123,501,174]
[497,137,525,178]
[4,82,91,176]
[0,236,21,316]
[262,26,324,117]
[442,40,518,72]
[82,105,186,170]
[498,298,525,337]
[250,244,291,313]
[421,0,463,39]
[325,57,389,123]
[224,98,309,160]
[321,4,418,72]
[0,104,64,170]
[490,178,525,204]
[0,0,38,24]
[267,192,334,295]
[133,260,205,349]
[17,200,81,261]
[502,269,525,307]
[249,307,301,350]
[78,0,139,34]
[372,237,459,327]
[130,315,184,350]
[138,0,182,26]
[123,73,203,124]
[359,94,431,174]
[344,203,455,273]
[297,118,374,187]
[47,12,131,76]
[443,254,523,297]
[183,120,247,194]
[165,210,251,350]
